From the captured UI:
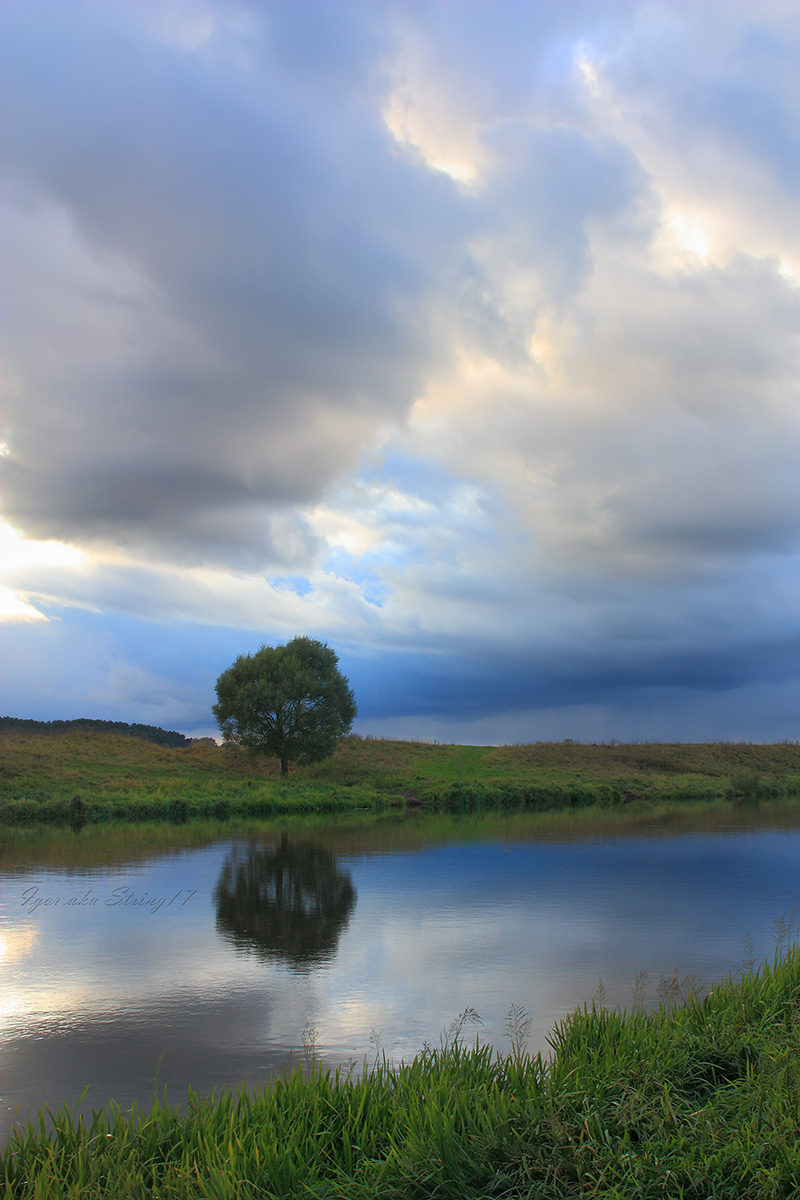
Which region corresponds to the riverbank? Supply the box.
[2,945,798,1198]
[2,727,800,824]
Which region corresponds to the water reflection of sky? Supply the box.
[2,820,800,1140]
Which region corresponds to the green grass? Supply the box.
[3,944,800,1198]
[2,727,800,825]
[0,731,390,824]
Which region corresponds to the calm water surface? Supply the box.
[2,802,800,1141]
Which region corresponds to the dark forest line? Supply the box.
[0,716,194,748]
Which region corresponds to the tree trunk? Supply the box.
[280,756,289,778]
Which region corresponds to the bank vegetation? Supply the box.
[2,725,800,824]
[2,942,799,1198]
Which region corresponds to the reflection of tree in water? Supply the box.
[214,835,356,969]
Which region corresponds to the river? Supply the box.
[2,800,799,1141]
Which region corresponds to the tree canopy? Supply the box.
[212,637,357,776]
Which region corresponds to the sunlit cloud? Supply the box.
[0,589,47,623]
[0,522,86,622]
[0,522,85,573]
[666,211,711,261]
[574,43,600,96]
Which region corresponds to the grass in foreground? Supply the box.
[2,946,800,1198]
[2,727,800,824]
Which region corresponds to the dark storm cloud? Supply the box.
[0,0,469,564]
[348,625,800,723]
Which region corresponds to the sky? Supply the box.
[1,0,800,744]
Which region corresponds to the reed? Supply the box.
[3,943,799,1198]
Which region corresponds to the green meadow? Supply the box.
[2,725,800,824]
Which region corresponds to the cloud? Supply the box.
[2,0,800,739]
[0,0,467,565]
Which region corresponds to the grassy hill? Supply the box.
[1,726,800,824]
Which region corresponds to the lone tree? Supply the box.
[212,637,356,777]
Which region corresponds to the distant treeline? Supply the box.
[0,716,191,748]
